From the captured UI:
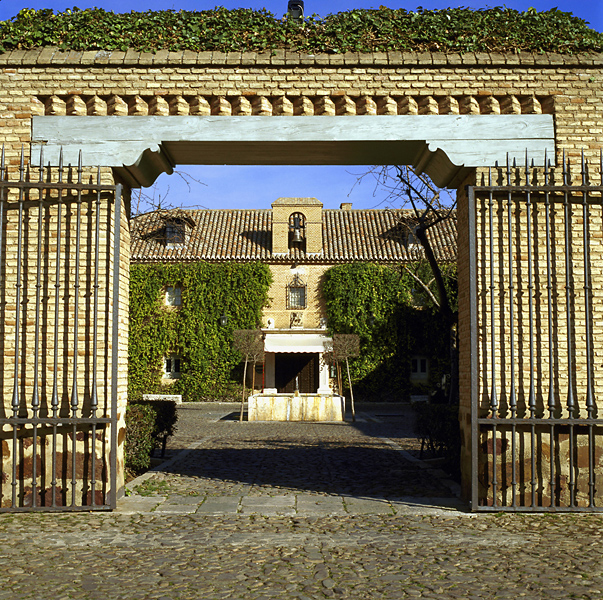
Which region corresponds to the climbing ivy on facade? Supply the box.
[128,262,272,401]
[129,260,456,402]
[322,262,457,400]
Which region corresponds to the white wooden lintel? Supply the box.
[31,115,555,189]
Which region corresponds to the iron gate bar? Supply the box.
[0,145,120,512]
[51,149,64,508]
[470,149,603,512]
[544,153,556,506]
[461,185,603,194]
[31,149,43,507]
[477,418,603,426]
[11,150,24,508]
[4,418,113,425]
[562,152,577,506]
[510,157,517,506]
[487,167,498,504]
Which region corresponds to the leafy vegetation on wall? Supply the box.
[322,261,457,400]
[1,7,601,55]
[128,262,271,401]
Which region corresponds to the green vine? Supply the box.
[322,261,456,400]
[1,7,600,55]
[128,262,271,401]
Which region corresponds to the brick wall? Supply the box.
[0,47,601,505]
[265,263,329,331]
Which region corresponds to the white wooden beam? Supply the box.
[32,115,555,189]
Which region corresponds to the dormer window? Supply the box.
[407,225,419,248]
[287,273,307,309]
[165,221,185,247]
[289,212,305,249]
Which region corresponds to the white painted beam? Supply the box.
[31,115,555,189]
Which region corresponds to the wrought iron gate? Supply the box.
[469,151,603,511]
[0,147,122,511]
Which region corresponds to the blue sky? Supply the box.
[1,0,600,210]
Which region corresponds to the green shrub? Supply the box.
[125,400,179,475]
[125,403,156,475]
[136,400,178,456]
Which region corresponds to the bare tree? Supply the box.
[325,334,360,422]
[130,170,208,217]
[353,166,458,403]
[233,329,265,422]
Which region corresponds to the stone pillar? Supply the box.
[264,352,276,392]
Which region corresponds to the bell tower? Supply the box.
[271,197,323,256]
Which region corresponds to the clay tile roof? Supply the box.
[130,207,457,264]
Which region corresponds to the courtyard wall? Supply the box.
[0,47,601,503]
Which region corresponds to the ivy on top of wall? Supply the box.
[322,262,456,401]
[1,7,601,55]
[129,262,272,402]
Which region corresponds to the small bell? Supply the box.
[292,227,303,243]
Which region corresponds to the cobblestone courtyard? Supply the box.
[1,404,602,600]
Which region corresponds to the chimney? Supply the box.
[287,1,304,21]
[340,202,352,211]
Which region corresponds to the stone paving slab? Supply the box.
[154,502,199,514]
[296,494,347,516]
[120,492,468,516]
[196,496,241,515]
[240,495,296,516]
[344,496,395,515]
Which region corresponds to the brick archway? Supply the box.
[1,47,602,509]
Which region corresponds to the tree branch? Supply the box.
[402,265,440,308]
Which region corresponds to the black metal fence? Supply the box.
[469,151,603,511]
[0,147,121,511]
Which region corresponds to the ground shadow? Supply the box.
[150,406,459,503]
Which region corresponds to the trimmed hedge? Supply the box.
[125,400,179,475]
[125,403,156,475]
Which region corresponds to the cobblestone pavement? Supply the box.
[1,403,603,600]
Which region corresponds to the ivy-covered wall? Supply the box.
[129,259,456,403]
[1,7,601,55]
[129,262,272,401]
[322,262,457,401]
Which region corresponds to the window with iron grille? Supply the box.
[287,274,307,309]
